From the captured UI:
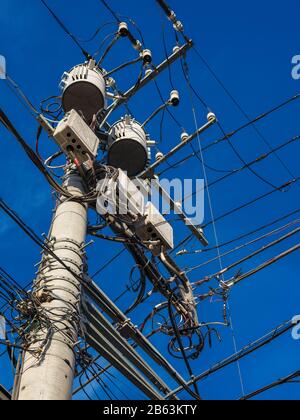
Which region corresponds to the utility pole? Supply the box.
[3,0,214,401]
[17,167,88,401]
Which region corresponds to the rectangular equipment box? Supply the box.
[135,202,174,256]
[54,109,99,164]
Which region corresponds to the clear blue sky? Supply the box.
[0,0,299,400]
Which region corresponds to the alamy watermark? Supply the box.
[292,55,300,80]
[292,316,300,340]
[97,175,205,226]
[0,55,6,80]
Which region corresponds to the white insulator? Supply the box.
[155,152,164,161]
[181,132,189,142]
[173,46,180,54]
[207,112,216,122]
[142,49,152,64]
[170,90,180,106]
[119,22,129,37]
[145,68,153,77]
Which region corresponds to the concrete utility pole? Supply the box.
[17,168,88,401]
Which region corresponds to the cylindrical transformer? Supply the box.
[108,116,148,177]
[60,61,107,123]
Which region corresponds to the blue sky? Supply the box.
[0,0,300,400]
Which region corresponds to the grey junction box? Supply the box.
[54,109,100,164]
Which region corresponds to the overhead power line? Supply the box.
[99,0,121,23]
[191,46,299,184]
[165,318,300,398]
[159,93,300,177]
[40,0,92,60]
[180,208,300,256]
[176,176,300,252]
[198,243,300,300]
[188,219,300,276]
[184,133,300,201]
[0,108,69,198]
[223,243,300,289]
[239,370,300,400]
[202,177,300,229]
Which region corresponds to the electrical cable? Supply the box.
[40,0,92,60]
[178,208,300,256]
[181,54,280,190]
[202,177,300,230]
[0,198,88,288]
[0,108,98,203]
[99,0,121,23]
[175,176,300,254]
[97,33,120,66]
[5,75,38,115]
[104,56,142,78]
[91,249,126,279]
[158,93,300,177]
[192,45,300,186]
[167,291,201,400]
[166,318,300,398]
[192,223,300,282]
[183,133,300,202]
[239,370,300,400]
[78,22,117,43]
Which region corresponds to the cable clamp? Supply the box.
[117,319,135,339]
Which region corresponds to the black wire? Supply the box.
[206,94,300,152]
[161,14,175,90]
[99,0,121,23]
[97,33,120,66]
[105,56,142,78]
[176,176,300,249]
[202,177,300,229]
[239,370,300,400]
[192,45,300,186]
[40,0,92,60]
[124,268,147,316]
[159,107,166,144]
[186,134,300,201]
[78,22,117,43]
[0,198,88,288]
[158,93,300,177]
[0,108,69,198]
[187,208,300,255]
[0,267,28,296]
[181,54,280,190]
[154,80,185,131]
[217,121,278,190]
[167,291,201,400]
[92,249,126,279]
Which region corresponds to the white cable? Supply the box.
[185,74,246,398]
